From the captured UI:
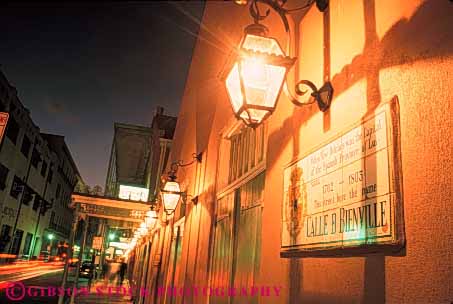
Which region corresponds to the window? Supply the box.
[0,163,9,190]
[11,230,23,255]
[20,135,31,158]
[10,176,23,199]
[5,116,20,144]
[0,225,11,252]
[228,125,265,183]
[41,161,47,177]
[0,224,11,238]
[22,186,34,206]
[47,168,53,184]
[31,148,41,168]
[217,124,266,191]
[32,196,41,211]
[23,233,33,256]
[56,184,61,199]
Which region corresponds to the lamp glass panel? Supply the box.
[145,216,156,228]
[242,34,284,56]
[162,181,181,213]
[225,33,289,126]
[146,210,157,218]
[240,58,286,109]
[225,63,243,114]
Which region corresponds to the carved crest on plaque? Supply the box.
[285,166,307,244]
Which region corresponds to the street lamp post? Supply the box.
[47,233,54,257]
[57,204,79,304]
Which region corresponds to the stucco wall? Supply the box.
[166,0,452,303]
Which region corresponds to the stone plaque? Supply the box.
[281,97,404,257]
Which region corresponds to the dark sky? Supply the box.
[0,2,205,188]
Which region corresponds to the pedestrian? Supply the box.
[102,262,108,279]
[103,260,112,285]
[119,258,127,285]
[109,259,120,284]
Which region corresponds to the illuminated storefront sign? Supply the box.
[281,98,404,256]
[118,185,149,202]
[109,242,129,250]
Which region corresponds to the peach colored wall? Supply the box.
[161,1,452,303]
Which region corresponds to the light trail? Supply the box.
[0,264,65,290]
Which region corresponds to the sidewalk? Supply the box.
[65,277,133,304]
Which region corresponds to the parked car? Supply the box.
[38,251,50,262]
[69,258,79,267]
[79,261,94,279]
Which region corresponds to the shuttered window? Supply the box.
[228,125,265,184]
[210,173,264,304]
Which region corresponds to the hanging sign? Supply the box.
[281,97,404,257]
[92,236,103,250]
[0,112,9,144]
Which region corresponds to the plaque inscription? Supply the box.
[281,98,404,256]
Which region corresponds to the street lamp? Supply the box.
[225,23,296,127]
[145,209,158,228]
[47,233,55,256]
[224,0,333,128]
[161,177,182,215]
[135,222,148,237]
[160,153,202,215]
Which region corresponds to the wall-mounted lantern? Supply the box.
[145,207,158,228]
[138,222,147,236]
[160,153,202,215]
[161,177,183,215]
[223,0,333,128]
[225,23,296,127]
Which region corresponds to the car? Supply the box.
[38,251,50,262]
[79,261,94,279]
[48,256,61,262]
[69,258,79,267]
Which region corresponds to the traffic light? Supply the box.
[40,200,53,216]
[108,232,118,241]
[22,187,34,205]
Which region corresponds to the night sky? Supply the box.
[0,2,205,188]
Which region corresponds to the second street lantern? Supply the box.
[225,23,296,127]
[161,178,182,215]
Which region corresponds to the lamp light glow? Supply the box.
[223,1,333,128]
[161,179,182,215]
[225,25,295,127]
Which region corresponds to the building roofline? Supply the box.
[41,132,81,178]
[114,122,152,132]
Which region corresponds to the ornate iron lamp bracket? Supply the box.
[248,0,333,112]
[168,152,203,179]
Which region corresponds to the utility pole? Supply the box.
[57,203,79,304]
[70,216,89,304]
[28,171,51,260]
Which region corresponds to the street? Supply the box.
[0,261,89,304]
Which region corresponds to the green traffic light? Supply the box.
[109,233,116,240]
[47,233,54,240]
